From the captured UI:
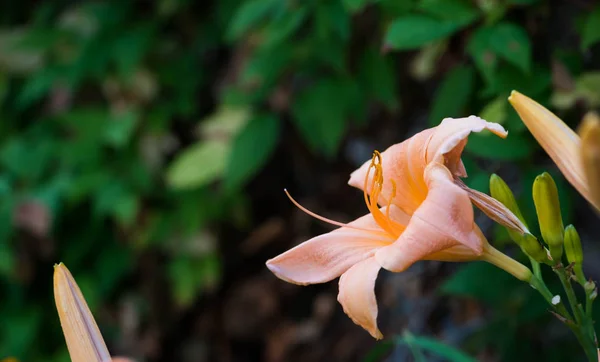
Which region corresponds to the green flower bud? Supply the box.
[564,225,586,284]
[489,174,527,227]
[564,225,583,264]
[521,233,548,264]
[532,172,564,262]
[489,174,531,251]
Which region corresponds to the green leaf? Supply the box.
[2,309,42,358]
[93,181,139,226]
[489,23,531,73]
[166,140,230,190]
[169,254,220,307]
[582,6,600,49]
[111,23,155,76]
[16,67,58,109]
[574,72,600,106]
[399,332,477,362]
[103,108,139,148]
[441,262,520,305]
[225,114,280,191]
[384,15,461,50]
[417,0,480,26]
[0,29,44,74]
[551,72,600,109]
[466,130,535,160]
[0,201,14,278]
[262,8,307,47]
[428,65,475,126]
[461,156,489,192]
[314,2,351,42]
[226,0,279,41]
[479,96,507,125]
[467,26,497,84]
[358,47,399,111]
[508,0,539,4]
[379,0,415,17]
[1,137,53,181]
[198,106,252,139]
[482,64,550,98]
[291,78,361,157]
[342,0,373,12]
[240,43,293,90]
[362,341,394,362]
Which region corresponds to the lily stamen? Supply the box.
[283,189,387,236]
[363,151,404,237]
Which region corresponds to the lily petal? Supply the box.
[266,212,394,285]
[425,226,488,262]
[54,263,112,362]
[349,139,429,213]
[337,257,382,339]
[508,91,593,208]
[348,116,506,213]
[425,244,480,262]
[426,116,507,175]
[374,163,483,272]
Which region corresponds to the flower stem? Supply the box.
[555,263,583,324]
[529,274,572,319]
[480,243,532,282]
[530,257,543,283]
[479,242,597,360]
[569,324,598,362]
[552,263,598,361]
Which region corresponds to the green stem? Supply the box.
[532,273,595,361]
[553,264,598,361]
[529,275,572,320]
[530,257,543,283]
[568,324,597,362]
[555,264,583,324]
[481,243,597,359]
[574,264,587,287]
[480,243,532,282]
[583,288,598,353]
[585,291,593,319]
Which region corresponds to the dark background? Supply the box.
[1,0,600,361]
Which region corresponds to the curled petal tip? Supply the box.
[54,263,111,362]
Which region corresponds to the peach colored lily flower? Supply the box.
[267,116,531,339]
[509,90,600,211]
[54,263,133,362]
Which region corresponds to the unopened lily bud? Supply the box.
[532,172,564,262]
[579,112,600,212]
[54,263,111,362]
[489,174,527,226]
[564,225,585,284]
[564,225,583,264]
[489,174,531,247]
[521,233,548,264]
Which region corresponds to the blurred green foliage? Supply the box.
[1,0,600,360]
[364,331,477,362]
